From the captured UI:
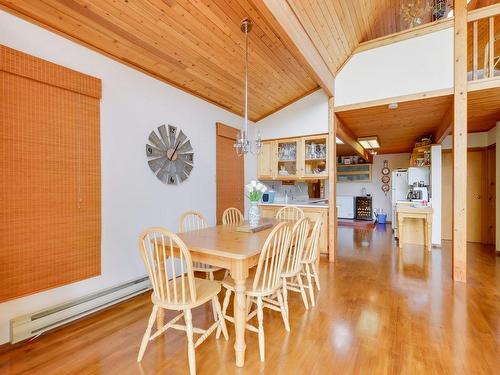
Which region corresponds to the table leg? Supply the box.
[426,219,432,251]
[233,278,247,367]
[231,260,249,367]
[398,217,404,249]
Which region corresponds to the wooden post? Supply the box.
[453,0,467,282]
[328,97,337,262]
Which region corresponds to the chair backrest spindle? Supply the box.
[275,206,305,221]
[303,218,322,263]
[222,207,244,225]
[139,227,196,305]
[283,217,310,275]
[179,211,208,233]
[252,222,292,293]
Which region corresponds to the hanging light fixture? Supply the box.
[234,18,262,156]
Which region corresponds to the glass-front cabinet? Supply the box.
[257,134,332,180]
[301,135,328,179]
[276,138,301,178]
[336,164,372,183]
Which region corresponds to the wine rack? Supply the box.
[355,196,373,221]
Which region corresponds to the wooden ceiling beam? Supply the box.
[335,117,373,163]
[251,0,335,96]
[434,103,454,144]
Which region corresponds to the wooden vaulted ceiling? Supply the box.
[0,0,320,121]
[1,0,465,123]
[286,0,411,74]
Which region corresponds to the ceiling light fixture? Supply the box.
[358,136,381,149]
[234,18,262,156]
[388,103,398,110]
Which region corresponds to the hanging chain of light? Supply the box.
[234,18,262,156]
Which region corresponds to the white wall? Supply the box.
[442,130,496,149]
[255,90,328,139]
[336,153,410,222]
[335,28,453,106]
[0,10,251,344]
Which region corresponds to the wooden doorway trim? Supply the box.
[216,123,244,224]
[442,147,490,244]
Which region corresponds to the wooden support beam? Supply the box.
[467,3,500,22]
[252,0,335,96]
[336,118,373,163]
[333,88,453,112]
[328,97,337,263]
[453,0,468,283]
[434,103,454,144]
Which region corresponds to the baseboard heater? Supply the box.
[10,276,151,344]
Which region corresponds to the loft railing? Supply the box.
[468,4,500,81]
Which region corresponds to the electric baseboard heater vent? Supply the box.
[10,276,151,344]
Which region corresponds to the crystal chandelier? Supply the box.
[234,18,262,156]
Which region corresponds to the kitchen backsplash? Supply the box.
[259,180,329,202]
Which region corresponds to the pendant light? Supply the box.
[234,18,262,156]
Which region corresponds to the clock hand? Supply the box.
[169,141,181,160]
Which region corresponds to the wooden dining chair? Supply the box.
[218,222,292,362]
[300,218,322,306]
[137,228,228,375]
[179,211,225,278]
[179,211,228,320]
[280,217,311,314]
[275,205,305,221]
[222,207,244,225]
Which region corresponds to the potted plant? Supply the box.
[246,180,267,226]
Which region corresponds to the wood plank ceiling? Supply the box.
[336,86,500,154]
[336,95,454,154]
[0,0,319,121]
[286,0,412,74]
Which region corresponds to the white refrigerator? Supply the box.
[391,169,408,230]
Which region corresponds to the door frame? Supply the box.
[442,147,490,243]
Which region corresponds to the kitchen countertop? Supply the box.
[259,199,328,209]
[396,204,433,213]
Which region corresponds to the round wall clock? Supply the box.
[146,124,194,185]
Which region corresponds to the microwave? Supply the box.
[262,191,275,203]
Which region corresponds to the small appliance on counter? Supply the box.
[412,186,429,202]
[261,191,275,203]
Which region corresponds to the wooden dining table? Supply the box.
[172,218,279,367]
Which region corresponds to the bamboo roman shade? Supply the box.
[0,45,102,302]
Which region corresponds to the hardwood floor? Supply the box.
[1,225,498,374]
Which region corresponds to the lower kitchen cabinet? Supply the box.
[260,205,329,254]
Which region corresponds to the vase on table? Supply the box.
[248,201,261,227]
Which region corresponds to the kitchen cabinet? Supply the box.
[337,164,371,183]
[301,135,328,179]
[257,134,328,180]
[259,205,329,254]
[257,141,276,179]
[276,138,301,179]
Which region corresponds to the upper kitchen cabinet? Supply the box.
[277,138,301,179]
[257,134,328,180]
[257,140,277,179]
[301,135,328,179]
